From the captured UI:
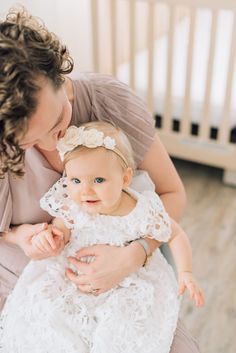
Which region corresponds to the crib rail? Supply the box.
[91,0,236,174]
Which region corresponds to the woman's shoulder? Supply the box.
[0,173,12,232]
[71,72,125,88]
[70,72,134,113]
[69,72,129,126]
[71,73,155,166]
[70,72,124,97]
[70,71,150,108]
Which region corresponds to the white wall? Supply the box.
[1,0,183,75]
[0,0,93,72]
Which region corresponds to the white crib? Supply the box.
[90,0,236,185]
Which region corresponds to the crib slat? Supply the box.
[219,13,236,144]
[163,5,175,132]
[181,8,196,136]
[200,10,218,140]
[146,0,155,112]
[129,0,136,90]
[91,0,99,72]
[110,0,117,77]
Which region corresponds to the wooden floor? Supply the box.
[174,159,236,353]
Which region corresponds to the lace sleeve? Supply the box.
[139,191,171,242]
[40,177,75,229]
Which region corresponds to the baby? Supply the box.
[0,121,204,353]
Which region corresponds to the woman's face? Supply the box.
[19,78,72,151]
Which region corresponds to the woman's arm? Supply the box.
[138,132,187,256]
[138,133,186,222]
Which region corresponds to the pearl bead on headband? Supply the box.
[57,125,129,167]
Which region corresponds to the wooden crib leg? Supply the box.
[223,169,236,187]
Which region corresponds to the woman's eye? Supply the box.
[72,178,81,184]
[94,177,105,184]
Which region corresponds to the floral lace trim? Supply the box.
[40,178,171,245]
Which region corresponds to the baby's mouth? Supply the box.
[85,200,100,204]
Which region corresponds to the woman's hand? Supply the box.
[3,223,64,260]
[178,271,205,307]
[65,242,147,295]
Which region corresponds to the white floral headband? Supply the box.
[57,125,129,167]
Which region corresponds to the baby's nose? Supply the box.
[81,183,94,195]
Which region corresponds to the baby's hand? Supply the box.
[31,225,65,256]
[178,271,205,307]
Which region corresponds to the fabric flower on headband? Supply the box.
[57,126,116,161]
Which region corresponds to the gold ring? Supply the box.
[89,283,99,295]
[91,288,99,295]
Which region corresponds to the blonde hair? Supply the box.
[63,121,136,171]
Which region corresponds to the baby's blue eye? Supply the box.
[94,177,105,184]
[72,178,81,184]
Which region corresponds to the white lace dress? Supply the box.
[0,176,180,353]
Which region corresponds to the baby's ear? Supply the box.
[123,167,133,187]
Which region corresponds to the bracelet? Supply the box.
[0,228,11,237]
[135,238,152,267]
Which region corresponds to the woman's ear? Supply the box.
[123,167,133,187]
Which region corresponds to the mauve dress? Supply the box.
[0,73,200,353]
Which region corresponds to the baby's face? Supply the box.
[65,148,131,215]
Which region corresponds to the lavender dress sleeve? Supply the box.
[0,174,12,232]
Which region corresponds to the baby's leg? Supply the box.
[1,304,90,353]
[90,284,161,353]
[91,306,157,353]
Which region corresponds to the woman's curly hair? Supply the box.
[0,7,74,178]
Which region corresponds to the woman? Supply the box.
[0,8,199,353]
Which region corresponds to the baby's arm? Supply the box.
[51,218,71,244]
[168,220,204,307]
[31,218,71,255]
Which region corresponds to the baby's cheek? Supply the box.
[70,191,81,205]
[67,187,76,201]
